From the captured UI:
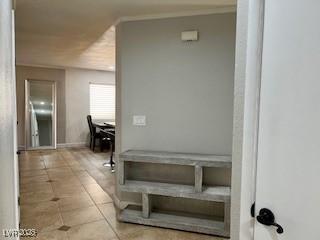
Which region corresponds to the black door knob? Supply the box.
[257,208,284,234]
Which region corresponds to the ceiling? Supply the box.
[15,0,236,71]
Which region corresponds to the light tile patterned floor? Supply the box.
[19,148,223,240]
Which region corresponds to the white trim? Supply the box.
[231,0,264,239]
[11,8,19,232]
[114,6,236,25]
[20,142,87,149]
[114,23,122,207]
[89,82,115,86]
[53,81,57,149]
[25,79,57,150]
[17,63,66,70]
[24,79,28,150]
[26,146,56,151]
[57,142,86,149]
[16,63,115,73]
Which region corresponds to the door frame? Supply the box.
[24,79,57,150]
[231,0,265,239]
[0,0,19,235]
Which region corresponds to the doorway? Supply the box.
[25,79,56,149]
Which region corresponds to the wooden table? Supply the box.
[92,121,115,130]
[104,121,116,128]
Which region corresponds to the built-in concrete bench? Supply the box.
[118,150,232,237]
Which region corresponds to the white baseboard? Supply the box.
[19,143,87,150]
[57,142,87,148]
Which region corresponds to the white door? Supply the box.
[254,0,320,239]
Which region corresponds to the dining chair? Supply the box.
[87,115,106,152]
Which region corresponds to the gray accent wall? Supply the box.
[119,13,236,155]
[116,13,236,211]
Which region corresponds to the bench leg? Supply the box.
[195,165,203,193]
[142,193,151,218]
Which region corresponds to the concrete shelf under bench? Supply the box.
[118,150,231,237]
[119,209,229,237]
[119,180,230,202]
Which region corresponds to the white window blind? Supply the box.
[90,84,115,120]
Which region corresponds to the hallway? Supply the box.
[19,148,222,240]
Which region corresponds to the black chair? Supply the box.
[87,115,107,152]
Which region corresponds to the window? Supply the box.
[89,83,115,120]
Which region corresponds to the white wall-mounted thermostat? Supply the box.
[133,115,146,126]
[181,30,199,41]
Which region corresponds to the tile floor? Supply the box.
[19,148,223,240]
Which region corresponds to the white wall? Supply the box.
[16,66,66,147]
[15,66,115,147]
[65,68,115,144]
[0,0,19,237]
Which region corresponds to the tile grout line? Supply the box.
[53,149,86,240]
[84,150,123,240]
[20,149,119,240]
[19,151,68,238]
[77,149,116,199]
[63,149,120,239]
[48,149,101,239]
[68,148,121,240]
[42,151,69,240]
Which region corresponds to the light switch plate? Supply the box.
[133,115,146,126]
